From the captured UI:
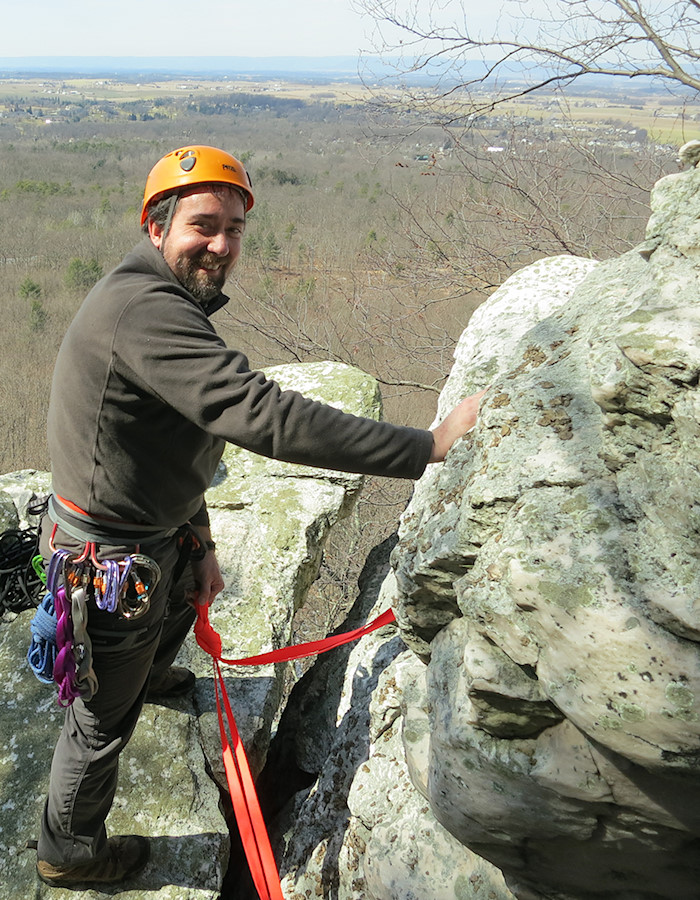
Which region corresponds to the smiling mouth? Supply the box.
[197,255,228,273]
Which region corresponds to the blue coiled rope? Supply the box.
[26,549,72,693]
[27,592,58,684]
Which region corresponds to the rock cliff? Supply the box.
[271,157,700,898]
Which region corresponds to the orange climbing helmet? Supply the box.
[140,145,254,224]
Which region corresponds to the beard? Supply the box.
[173,251,230,302]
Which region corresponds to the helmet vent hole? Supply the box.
[179,150,197,172]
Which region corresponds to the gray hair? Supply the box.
[141,193,176,234]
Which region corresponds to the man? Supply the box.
[35,145,483,887]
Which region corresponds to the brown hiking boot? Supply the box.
[146,666,195,700]
[36,834,150,887]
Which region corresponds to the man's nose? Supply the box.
[208,232,229,256]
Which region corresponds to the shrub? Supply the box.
[65,257,103,291]
[29,298,47,332]
[18,278,42,301]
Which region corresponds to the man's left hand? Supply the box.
[190,529,225,606]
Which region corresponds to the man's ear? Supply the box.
[147,218,164,250]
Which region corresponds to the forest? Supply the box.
[0,73,687,629]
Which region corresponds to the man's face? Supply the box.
[148,186,246,302]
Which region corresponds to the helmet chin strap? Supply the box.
[159,194,179,253]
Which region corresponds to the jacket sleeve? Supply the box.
[190,499,210,528]
[114,287,434,481]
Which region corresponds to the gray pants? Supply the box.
[36,530,197,866]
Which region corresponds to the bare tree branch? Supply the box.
[356,0,700,108]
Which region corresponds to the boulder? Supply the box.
[266,540,514,900]
[392,161,700,896]
[184,361,381,785]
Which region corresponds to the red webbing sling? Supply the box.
[194,605,397,900]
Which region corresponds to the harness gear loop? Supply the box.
[27,540,161,705]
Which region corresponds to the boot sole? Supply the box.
[37,836,150,886]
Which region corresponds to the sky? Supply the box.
[0,0,515,59]
[0,0,379,58]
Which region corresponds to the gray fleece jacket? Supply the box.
[47,239,433,533]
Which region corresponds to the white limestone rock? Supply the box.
[274,560,515,900]
[438,254,597,419]
[0,469,51,528]
[390,162,700,897]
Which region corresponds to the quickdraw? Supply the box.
[27,531,161,706]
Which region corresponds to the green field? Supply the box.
[1,75,696,144]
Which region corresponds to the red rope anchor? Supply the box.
[194,604,397,899]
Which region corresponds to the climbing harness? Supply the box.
[27,526,161,706]
[194,603,397,900]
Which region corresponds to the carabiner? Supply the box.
[116,554,160,620]
[117,573,150,620]
[127,553,162,592]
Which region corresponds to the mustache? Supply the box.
[194,251,229,268]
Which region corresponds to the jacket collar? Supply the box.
[135,238,230,318]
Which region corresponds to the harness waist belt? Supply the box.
[49,494,177,546]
